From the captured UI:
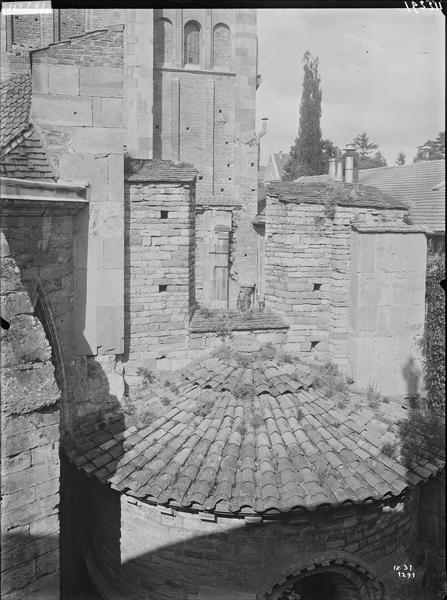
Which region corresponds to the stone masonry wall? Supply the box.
[124,181,195,374]
[154,9,259,301]
[1,232,61,600]
[418,470,446,587]
[264,193,423,396]
[31,26,125,357]
[349,227,427,395]
[84,477,420,600]
[1,213,76,429]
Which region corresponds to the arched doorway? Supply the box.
[34,286,66,398]
[275,570,361,600]
[265,557,384,600]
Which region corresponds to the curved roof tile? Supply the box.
[0,73,32,150]
[64,355,444,515]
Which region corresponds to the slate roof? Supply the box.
[126,159,197,183]
[0,129,55,180]
[358,161,445,232]
[0,73,56,180]
[267,180,408,210]
[64,354,443,516]
[191,310,288,333]
[0,73,32,149]
[196,197,242,208]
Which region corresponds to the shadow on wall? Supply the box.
[61,360,125,600]
[401,356,421,401]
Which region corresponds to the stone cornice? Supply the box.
[0,176,89,216]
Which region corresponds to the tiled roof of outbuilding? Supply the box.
[358,161,445,232]
[190,310,288,333]
[125,159,197,183]
[267,180,408,210]
[0,129,55,180]
[64,354,443,516]
[0,73,32,149]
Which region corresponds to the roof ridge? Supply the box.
[360,159,445,174]
[30,24,125,55]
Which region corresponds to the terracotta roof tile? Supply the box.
[190,310,288,333]
[267,180,408,210]
[65,354,444,515]
[0,127,55,180]
[125,158,196,183]
[0,74,32,149]
[359,160,445,232]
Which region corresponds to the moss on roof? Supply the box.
[64,351,443,516]
[267,180,408,210]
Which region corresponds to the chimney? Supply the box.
[261,117,268,136]
[335,148,344,182]
[343,148,358,184]
[328,157,336,179]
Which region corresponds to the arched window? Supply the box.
[213,23,230,70]
[184,20,201,65]
[154,18,174,65]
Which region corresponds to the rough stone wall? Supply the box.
[1,213,76,428]
[84,478,419,600]
[349,228,427,395]
[31,26,125,357]
[264,194,424,395]
[417,470,445,587]
[189,327,287,354]
[1,232,60,600]
[125,181,195,373]
[58,9,86,40]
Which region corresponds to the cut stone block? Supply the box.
[72,127,123,154]
[32,63,49,94]
[93,97,124,128]
[48,64,80,96]
[80,67,123,98]
[32,94,92,127]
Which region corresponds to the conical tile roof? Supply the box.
[64,353,444,515]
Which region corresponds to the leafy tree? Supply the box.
[283,51,323,180]
[414,131,445,162]
[421,251,445,410]
[350,132,387,169]
[396,151,406,165]
[351,132,378,158]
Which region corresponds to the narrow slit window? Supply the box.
[184,20,201,65]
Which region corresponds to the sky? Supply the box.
[256,8,445,167]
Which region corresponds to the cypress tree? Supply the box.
[283,51,323,180]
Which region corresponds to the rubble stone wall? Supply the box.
[1,232,61,600]
[264,193,425,395]
[84,478,419,600]
[125,180,195,373]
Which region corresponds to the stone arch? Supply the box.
[262,552,384,600]
[184,20,201,65]
[213,23,231,70]
[32,283,67,404]
[154,17,174,65]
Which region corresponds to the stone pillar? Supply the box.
[30,25,126,357]
[125,163,196,373]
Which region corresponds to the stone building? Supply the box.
[1,8,445,600]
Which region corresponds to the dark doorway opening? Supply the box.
[276,571,361,600]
